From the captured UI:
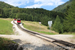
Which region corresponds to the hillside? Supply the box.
[53,0,72,13]
[0,1,14,8]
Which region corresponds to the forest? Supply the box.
[0,1,65,26]
[0,0,75,33]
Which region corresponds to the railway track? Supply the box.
[13,21,75,50]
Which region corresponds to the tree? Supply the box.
[52,15,63,33]
[0,8,3,17]
[40,16,51,26]
[63,0,75,32]
[0,8,5,18]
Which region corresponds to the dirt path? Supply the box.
[0,21,75,50]
[0,21,60,50]
[19,21,75,44]
[45,34,75,44]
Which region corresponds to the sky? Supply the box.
[0,0,69,10]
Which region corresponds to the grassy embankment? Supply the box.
[0,18,13,34]
[22,20,75,35]
[0,18,17,50]
[22,21,57,35]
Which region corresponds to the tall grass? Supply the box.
[22,20,75,35]
[22,21,55,35]
[0,19,13,34]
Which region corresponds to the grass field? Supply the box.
[0,18,13,34]
[0,18,17,50]
[22,20,75,35]
[22,21,57,35]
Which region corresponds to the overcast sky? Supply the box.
[0,0,69,10]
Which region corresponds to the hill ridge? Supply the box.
[0,1,15,8]
[53,0,72,12]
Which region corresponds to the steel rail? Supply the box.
[13,21,75,50]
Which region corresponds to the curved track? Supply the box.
[13,21,75,50]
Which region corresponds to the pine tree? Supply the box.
[63,0,75,32]
[52,15,63,33]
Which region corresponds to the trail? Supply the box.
[0,21,74,50]
[0,21,56,50]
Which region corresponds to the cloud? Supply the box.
[25,0,64,8]
[25,4,42,8]
[25,3,53,8]
[34,0,64,6]
[0,0,64,8]
[0,0,30,6]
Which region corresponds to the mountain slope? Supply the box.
[53,0,72,12]
[0,1,14,8]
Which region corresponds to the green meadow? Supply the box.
[22,21,56,35]
[0,19,13,34]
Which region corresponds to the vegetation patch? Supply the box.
[63,32,75,35]
[36,31,55,35]
[0,18,13,21]
[0,19,13,34]
[0,37,16,50]
[22,21,56,35]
